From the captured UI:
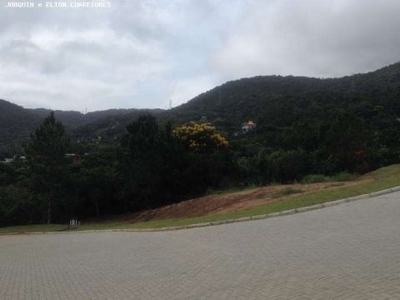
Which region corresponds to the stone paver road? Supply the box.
[1,192,400,299]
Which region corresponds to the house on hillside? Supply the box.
[2,156,26,163]
[241,120,256,133]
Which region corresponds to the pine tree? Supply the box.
[25,112,70,224]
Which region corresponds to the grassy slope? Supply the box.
[1,164,400,234]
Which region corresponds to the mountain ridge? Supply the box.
[1,61,400,155]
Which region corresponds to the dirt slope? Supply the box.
[127,179,371,223]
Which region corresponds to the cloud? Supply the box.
[0,1,171,110]
[0,0,399,111]
[212,0,400,79]
[170,75,218,109]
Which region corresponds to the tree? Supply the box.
[118,115,231,211]
[119,115,172,210]
[25,112,70,224]
[172,122,228,153]
[324,113,370,173]
[70,146,119,218]
[172,122,233,193]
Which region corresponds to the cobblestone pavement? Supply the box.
[1,193,400,300]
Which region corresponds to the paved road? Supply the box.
[1,192,400,300]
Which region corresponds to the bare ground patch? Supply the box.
[126,178,373,223]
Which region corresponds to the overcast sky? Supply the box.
[1,0,399,112]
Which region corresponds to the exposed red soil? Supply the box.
[126,178,373,223]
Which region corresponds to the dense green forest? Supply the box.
[1,62,400,226]
[0,99,163,157]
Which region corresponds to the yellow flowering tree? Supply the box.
[173,122,228,153]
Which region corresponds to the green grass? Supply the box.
[0,224,67,234]
[330,171,358,182]
[301,171,358,184]
[301,174,329,184]
[2,164,400,234]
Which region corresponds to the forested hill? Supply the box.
[165,61,400,178]
[168,62,400,133]
[0,100,163,155]
[0,100,43,156]
[2,61,400,226]
[1,61,400,156]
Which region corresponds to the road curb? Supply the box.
[12,185,400,235]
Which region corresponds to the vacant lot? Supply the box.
[128,179,369,222]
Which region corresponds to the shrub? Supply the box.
[330,172,358,182]
[301,174,328,184]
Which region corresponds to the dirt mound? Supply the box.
[127,179,371,223]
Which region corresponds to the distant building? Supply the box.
[241,120,256,133]
[3,156,26,163]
